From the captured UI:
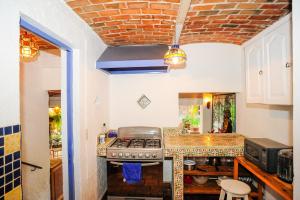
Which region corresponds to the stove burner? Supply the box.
[111,139,130,148]
[145,139,161,148]
[110,138,161,149]
[129,139,145,148]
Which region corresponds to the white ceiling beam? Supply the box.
[174,0,192,44]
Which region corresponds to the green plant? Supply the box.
[183,105,200,128]
[49,107,62,132]
[50,133,62,147]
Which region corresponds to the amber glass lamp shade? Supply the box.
[20,32,39,62]
[164,44,187,66]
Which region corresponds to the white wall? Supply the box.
[292,1,300,198]
[109,43,242,128]
[0,1,109,199]
[20,51,61,200]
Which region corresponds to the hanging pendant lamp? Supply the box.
[164,44,187,66]
[20,31,39,62]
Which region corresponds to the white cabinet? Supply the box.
[264,21,292,104]
[245,15,292,105]
[245,39,264,103]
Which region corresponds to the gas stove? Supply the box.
[107,126,163,161]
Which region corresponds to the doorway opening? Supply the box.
[19,17,74,200]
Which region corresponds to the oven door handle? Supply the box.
[110,161,160,167]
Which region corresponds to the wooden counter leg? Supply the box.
[173,154,184,200]
[233,158,239,180]
[257,182,263,200]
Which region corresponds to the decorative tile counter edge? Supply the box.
[97,138,116,157]
[164,146,244,157]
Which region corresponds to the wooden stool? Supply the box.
[219,179,251,200]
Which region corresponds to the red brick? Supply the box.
[214,3,237,10]
[105,21,122,26]
[142,20,161,25]
[203,0,226,2]
[262,9,286,15]
[104,3,126,9]
[99,10,120,16]
[82,4,104,12]
[67,0,90,7]
[120,9,141,15]
[89,0,111,3]
[111,15,131,20]
[93,17,110,23]
[260,4,286,9]
[238,3,261,9]
[192,5,214,11]
[230,20,250,24]
[127,2,148,9]
[119,25,137,29]
[249,15,270,20]
[80,12,99,18]
[162,10,177,16]
[142,9,162,14]
[150,3,171,10]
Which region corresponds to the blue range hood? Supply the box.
[96,45,169,74]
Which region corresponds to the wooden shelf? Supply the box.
[184,165,233,176]
[184,179,258,198]
[184,180,221,195]
[234,157,293,200]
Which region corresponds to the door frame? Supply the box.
[20,18,75,200]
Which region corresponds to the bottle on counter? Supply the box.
[98,123,107,144]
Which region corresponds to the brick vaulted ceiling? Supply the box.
[20,29,58,50]
[65,0,291,46]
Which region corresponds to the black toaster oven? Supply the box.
[244,138,291,173]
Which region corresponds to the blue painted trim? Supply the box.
[96,59,166,69]
[20,18,75,200]
[66,50,74,200]
[20,18,70,50]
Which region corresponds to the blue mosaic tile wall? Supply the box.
[0,125,21,199]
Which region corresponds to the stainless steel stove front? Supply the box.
[106,127,163,161]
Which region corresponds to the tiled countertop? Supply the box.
[163,128,245,200]
[97,137,116,157]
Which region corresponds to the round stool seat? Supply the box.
[220,179,251,195]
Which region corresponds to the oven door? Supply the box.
[244,142,262,166]
[107,160,163,200]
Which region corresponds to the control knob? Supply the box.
[118,153,123,157]
[112,153,117,157]
[131,154,136,158]
[125,153,130,157]
[145,153,150,158]
[138,153,143,158]
[152,154,157,158]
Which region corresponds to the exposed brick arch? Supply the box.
[65,0,291,46]
[180,0,291,45]
[66,0,180,46]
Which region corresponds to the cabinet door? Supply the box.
[245,39,264,103]
[264,21,292,105]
